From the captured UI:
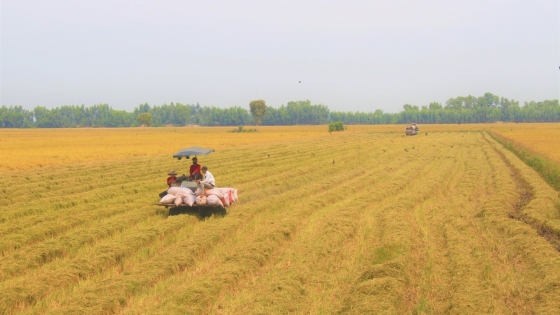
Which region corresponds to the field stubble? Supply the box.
[0,126,559,314]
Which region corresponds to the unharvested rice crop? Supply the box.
[484,123,560,163]
[0,125,559,314]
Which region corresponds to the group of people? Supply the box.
[162,157,215,197]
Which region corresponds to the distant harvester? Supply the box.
[405,123,419,136]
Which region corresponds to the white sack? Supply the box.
[195,195,207,205]
[183,194,196,207]
[168,187,194,196]
[207,195,224,207]
[205,188,224,199]
[160,194,176,204]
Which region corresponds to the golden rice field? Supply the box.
[488,123,560,163]
[1,124,560,314]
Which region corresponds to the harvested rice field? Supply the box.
[1,125,559,314]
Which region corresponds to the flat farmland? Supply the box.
[443,123,560,164]
[1,125,560,314]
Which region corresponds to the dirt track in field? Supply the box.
[1,130,559,314]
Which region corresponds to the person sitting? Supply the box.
[189,157,202,181]
[196,166,215,195]
[167,170,178,187]
[159,170,177,198]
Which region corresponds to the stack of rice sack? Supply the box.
[159,187,238,207]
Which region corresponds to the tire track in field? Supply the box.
[208,140,458,314]
[434,132,538,313]
[396,132,557,314]
[408,133,542,314]
[475,135,560,313]
[483,133,560,251]
[18,135,380,314]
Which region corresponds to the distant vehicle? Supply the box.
[405,123,419,136]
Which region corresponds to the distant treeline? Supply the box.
[1,93,558,128]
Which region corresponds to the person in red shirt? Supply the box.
[159,170,177,198]
[166,170,177,187]
[189,157,201,181]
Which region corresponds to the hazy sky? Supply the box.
[1,0,558,112]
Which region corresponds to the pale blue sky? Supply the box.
[1,0,558,112]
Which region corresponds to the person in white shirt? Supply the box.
[196,166,215,194]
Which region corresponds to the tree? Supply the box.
[137,113,152,127]
[428,102,442,110]
[249,99,266,129]
[328,121,344,132]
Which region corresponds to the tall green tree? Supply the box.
[137,113,152,127]
[249,99,266,128]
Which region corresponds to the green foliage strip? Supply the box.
[1,93,558,128]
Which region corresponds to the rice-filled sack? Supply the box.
[205,188,224,199]
[183,194,196,207]
[174,197,183,206]
[229,190,234,204]
[168,187,194,196]
[195,195,207,205]
[231,189,238,203]
[221,191,231,207]
[207,195,224,207]
[195,188,204,196]
[160,194,176,204]
[223,189,233,204]
[217,188,233,202]
[219,188,238,203]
